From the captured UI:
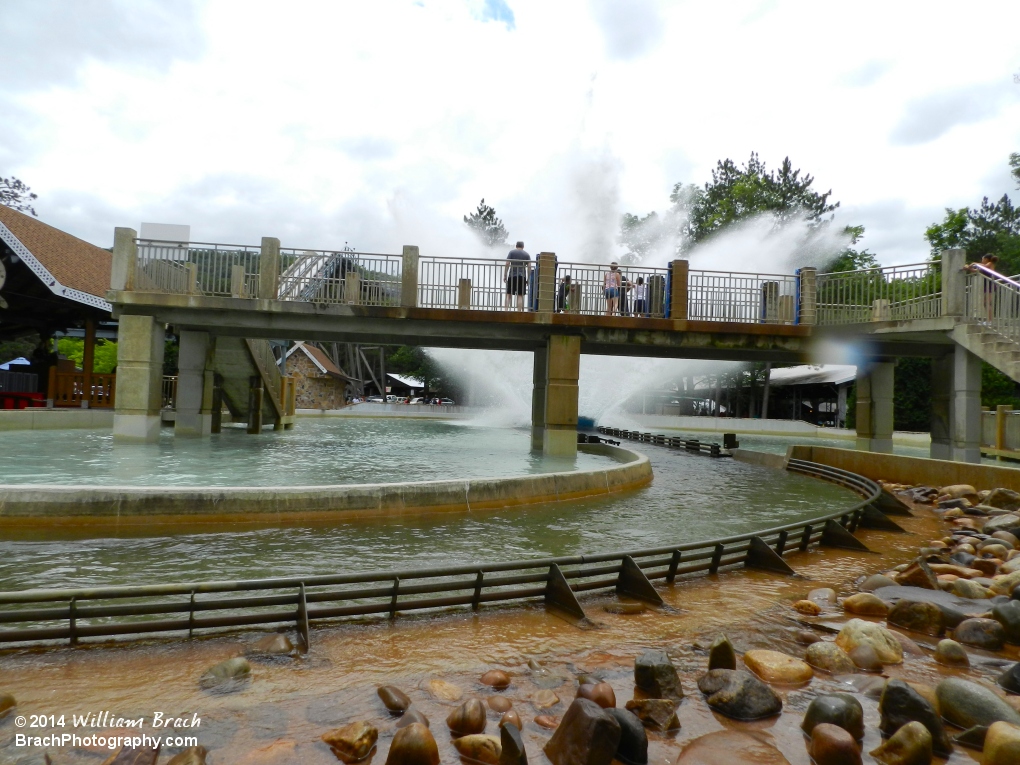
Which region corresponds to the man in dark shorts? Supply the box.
[504,241,531,311]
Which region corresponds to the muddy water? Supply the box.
[4,504,1014,765]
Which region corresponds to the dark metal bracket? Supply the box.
[745,536,797,575]
[545,563,587,620]
[859,505,907,532]
[820,519,872,552]
[616,555,664,605]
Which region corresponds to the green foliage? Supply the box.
[1011,152,1020,190]
[824,225,879,272]
[463,198,509,248]
[0,175,37,216]
[386,346,443,394]
[163,337,179,375]
[893,358,932,431]
[982,362,1020,409]
[56,338,118,373]
[618,211,664,264]
[0,336,37,364]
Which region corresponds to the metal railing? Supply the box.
[161,375,178,410]
[688,270,798,324]
[596,426,729,457]
[136,239,263,298]
[417,256,515,310]
[816,261,941,326]
[555,262,671,318]
[278,249,401,307]
[0,456,886,648]
[965,266,1020,345]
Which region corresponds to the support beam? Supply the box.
[745,536,797,575]
[819,519,871,552]
[400,245,419,308]
[543,334,580,457]
[81,318,95,409]
[113,314,165,442]
[175,330,212,436]
[859,505,907,532]
[536,252,556,313]
[258,237,281,300]
[531,345,547,451]
[930,354,952,460]
[248,376,264,434]
[616,555,664,605]
[855,361,894,453]
[952,344,982,464]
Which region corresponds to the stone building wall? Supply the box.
[289,352,347,409]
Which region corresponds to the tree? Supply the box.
[1011,152,1020,190]
[618,211,665,264]
[824,225,879,272]
[463,198,509,248]
[0,176,38,216]
[386,346,444,396]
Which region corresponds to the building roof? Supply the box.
[285,341,357,382]
[0,204,112,311]
[387,372,424,388]
[767,364,857,387]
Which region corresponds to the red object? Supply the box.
[0,391,46,409]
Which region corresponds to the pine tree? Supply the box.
[463,198,509,248]
[0,176,38,216]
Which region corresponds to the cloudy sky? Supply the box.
[2,0,1019,270]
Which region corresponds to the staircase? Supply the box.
[954,323,1020,383]
[210,337,293,429]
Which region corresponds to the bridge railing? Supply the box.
[417,256,512,310]
[278,249,402,306]
[136,239,263,298]
[816,261,941,325]
[555,262,672,317]
[688,270,799,324]
[965,266,1020,344]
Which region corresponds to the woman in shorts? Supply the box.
[604,262,622,316]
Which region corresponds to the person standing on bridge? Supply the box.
[966,254,1001,322]
[604,262,622,316]
[504,241,531,311]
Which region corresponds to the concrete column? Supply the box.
[941,248,967,317]
[113,314,165,442]
[536,253,556,313]
[175,330,212,437]
[401,245,419,308]
[543,335,580,457]
[258,237,281,300]
[798,267,817,326]
[855,361,894,453]
[930,354,953,460]
[952,344,982,463]
[531,345,548,451]
[110,227,137,291]
[670,259,688,320]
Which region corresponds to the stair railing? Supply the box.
[965,264,1020,345]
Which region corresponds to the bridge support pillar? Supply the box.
[175,330,213,437]
[542,335,580,457]
[531,344,547,451]
[113,314,165,442]
[952,345,982,463]
[855,362,893,453]
[931,354,952,460]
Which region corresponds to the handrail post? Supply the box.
[111,227,138,292]
[670,259,688,321]
[941,248,966,318]
[259,237,280,300]
[798,267,817,325]
[401,246,419,308]
[536,252,556,313]
[69,596,77,646]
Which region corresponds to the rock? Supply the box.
[543,698,621,765]
[887,600,944,637]
[869,721,932,765]
[488,696,513,713]
[984,721,1020,765]
[0,693,15,718]
[952,579,991,599]
[810,587,838,604]
[936,677,1020,728]
[986,488,1020,511]
[993,531,1020,548]
[427,678,463,701]
[951,551,977,567]
[576,682,615,708]
[861,574,898,592]
[879,679,952,757]
[940,484,978,500]
[603,602,646,614]
[953,725,988,749]
[674,731,792,765]
[842,592,890,616]
[198,657,251,690]
[939,498,972,510]
[895,559,939,590]
[934,639,969,667]
[796,629,823,645]
[805,642,857,674]
[532,690,560,710]
[534,715,559,729]
[801,693,865,740]
[322,721,378,764]
[954,617,1006,649]
[696,669,782,720]
[707,634,736,670]
[250,633,294,656]
[991,600,1020,644]
[624,699,679,731]
[873,585,990,623]
[499,710,521,730]
[998,662,1020,693]
[396,707,430,729]
[809,723,862,765]
[499,723,528,765]
[237,741,297,765]
[386,723,439,765]
[794,599,822,615]
[633,649,683,701]
[481,670,511,690]
[447,698,487,735]
[848,644,883,672]
[453,734,502,765]
[607,709,648,765]
[378,685,411,714]
[993,570,1020,596]
[985,514,1020,536]
[166,748,207,765]
[835,618,904,664]
[101,747,160,765]
[742,649,813,684]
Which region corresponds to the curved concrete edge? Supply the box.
[0,444,652,530]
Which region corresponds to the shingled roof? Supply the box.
[0,204,112,310]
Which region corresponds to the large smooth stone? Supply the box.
[499,710,522,731]
[801,693,864,741]
[842,592,889,616]
[954,617,1006,649]
[543,698,621,765]
[941,484,977,500]
[447,698,487,735]
[742,649,812,684]
[166,748,207,765]
[873,585,990,624]
[985,514,1020,536]
[835,619,903,665]
[985,488,1020,511]
[809,587,838,605]
[453,735,501,765]
[481,670,511,690]
[674,731,791,765]
[102,748,159,765]
[250,633,294,656]
[869,721,932,765]
[861,574,898,592]
[396,707,430,729]
[199,657,251,690]
[707,635,736,670]
[805,642,856,674]
[879,679,952,757]
[633,649,683,701]
[998,662,1020,693]
[532,690,560,710]
[809,723,862,765]
[794,599,822,615]
[576,682,615,708]
[624,699,679,731]
[607,708,648,765]
[322,721,378,764]
[848,644,883,672]
[386,723,439,765]
[887,600,944,636]
[936,677,1020,729]
[984,721,1020,765]
[0,694,15,718]
[488,696,513,713]
[953,579,991,599]
[499,723,528,765]
[378,685,411,713]
[427,678,463,701]
[991,601,1020,644]
[696,669,782,720]
[896,560,939,590]
[934,639,969,667]
[993,570,1020,596]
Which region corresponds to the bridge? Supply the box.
[106,226,1019,461]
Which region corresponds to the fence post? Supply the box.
[230,265,246,298]
[111,227,138,291]
[941,248,966,317]
[996,404,1009,454]
[798,267,817,325]
[670,259,688,321]
[401,246,419,308]
[259,237,281,300]
[537,252,556,313]
[457,278,472,309]
[343,271,361,304]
